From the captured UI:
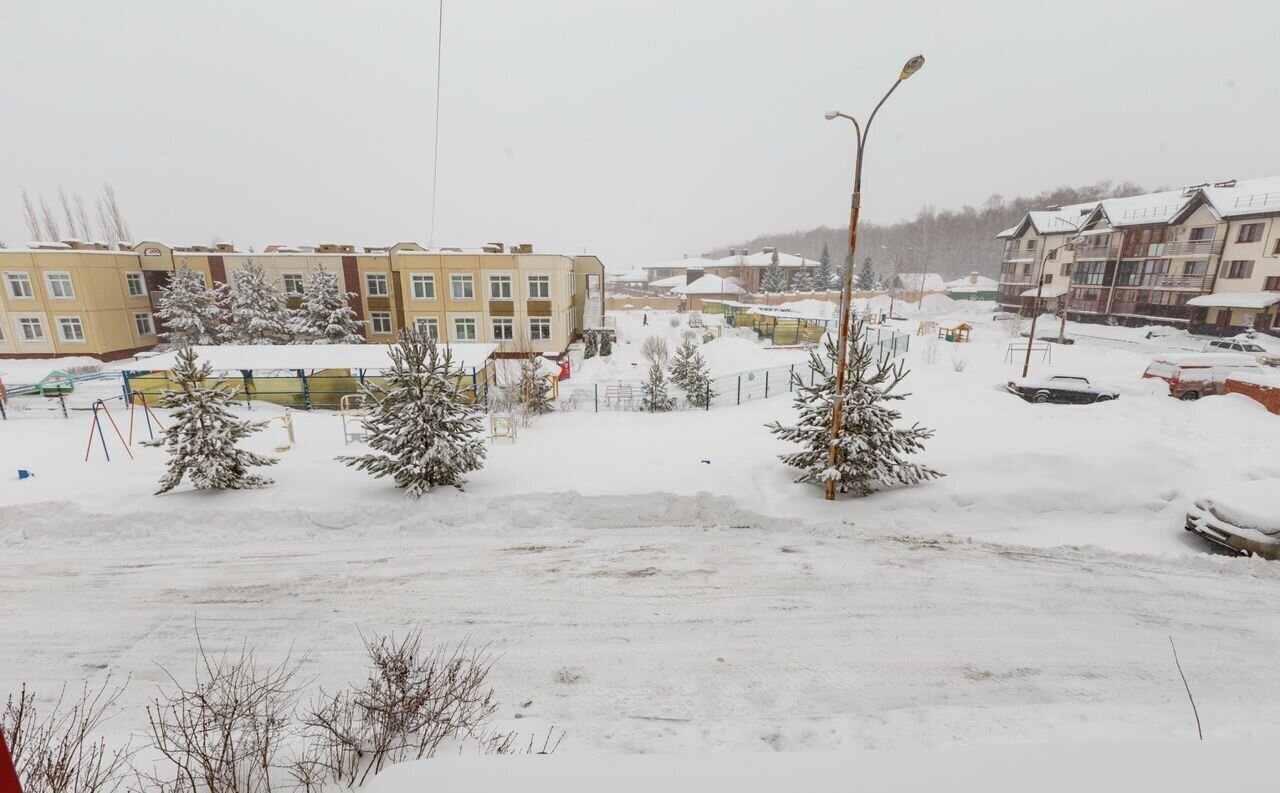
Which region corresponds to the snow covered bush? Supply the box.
[338,330,486,496]
[583,329,600,359]
[154,265,222,346]
[219,259,291,345]
[768,321,942,497]
[145,347,277,494]
[669,339,714,408]
[3,679,130,793]
[598,329,614,357]
[289,263,364,344]
[641,335,669,365]
[641,360,676,412]
[520,355,555,421]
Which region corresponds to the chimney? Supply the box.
[969,271,979,284]
[763,246,776,254]
[729,248,736,256]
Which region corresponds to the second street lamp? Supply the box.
[824,54,924,501]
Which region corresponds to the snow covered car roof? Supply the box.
[1196,480,1280,537]
[1007,375,1116,393]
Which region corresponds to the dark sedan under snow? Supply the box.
[1005,375,1120,404]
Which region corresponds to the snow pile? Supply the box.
[1200,480,1280,535]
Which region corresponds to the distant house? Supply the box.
[891,273,947,294]
[944,272,998,301]
[639,248,822,294]
[670,274,747,310]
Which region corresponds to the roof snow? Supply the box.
[944,275,998,291]
[895,273,947,292]
[641,255,719,271]
[133,343,499,373]
[650,274,690,289]
[608,267,650,283]
[670,274,746,295]
[1199,176,1280,218]
[1185,292,1280,310]
[718,251,819,268]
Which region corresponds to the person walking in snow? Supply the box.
[643,313,649,326]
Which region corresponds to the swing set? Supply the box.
[84,391,165,462]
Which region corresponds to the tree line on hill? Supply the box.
[712,180,1147,282]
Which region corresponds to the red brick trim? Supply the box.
[0,343,158,363]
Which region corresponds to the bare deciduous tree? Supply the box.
[59,187,92,240]
[2,678,131,793]
[39,195,62,242]
[640,335,669,365]
[96,183,132,247]
[21,187,43,240]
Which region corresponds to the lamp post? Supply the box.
[824,54,924,501]
[1021,227,1082,378]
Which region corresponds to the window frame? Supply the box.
[1237,223,1264,243]
[134,312,156,336]
[369,311,393,335]
[450,273,476,301]
[45,271,75,300]
[488,273,513,300]
[365,273,390,297]
[410,273,437,301]
[528,317,552,341]
[5,272,35,299]
[527,273,551,300]
[17,316,45,342]
[491,317,514,341]
[125,272,147,298]
[453,316,478,341]
[1264,276,1280,292]
[414,317,440,338]
[55,315,85,343]
[1221,260,1254,279]
[281,273,305,295]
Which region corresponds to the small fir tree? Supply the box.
[598,329,614,357]
[857,256,876,291]
[291,263,365,344]
[154,265,222,346]
[669,339,713,407]
[583,330,600,359]
[816,243,834,290]
[767,321,942,497]
[520,355,556,418]
[338,330,486,496]
[145,347,277,494]
[641,360,676,412]
[793,267,814,293]
[761,250,786,294]
[219,259,291,345]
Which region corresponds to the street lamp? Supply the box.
[1021,224,1082,377]
[824,54,924,501]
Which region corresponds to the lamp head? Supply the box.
[824,111,839,120]
[900,55,925,80]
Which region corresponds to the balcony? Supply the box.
[1073,242,1119,260]
[1108,302,1193,322]
[1068,298,1107,314]
[1155,273,1215,291]
[1149,239,1224,258]
[1002,249,1038,263]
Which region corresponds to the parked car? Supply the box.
[1203,338,1280,367]
[1005,375,1120,404]
[993,311,1021,322]
[1185,479,1280,559]
[1143,353,1264,400]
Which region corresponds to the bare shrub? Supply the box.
[641,336,669,365]
[668,317,679,328]
[301,632,500,787]
[2,678,131,793]
[919,336,939,365]
[950,354,969,372]
[141,635,307,793]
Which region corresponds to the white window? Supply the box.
[489,274,513,299]
[450,274,475,300]
[282,273,305,295]
[491,317,514,340]
[5,272,34,299]
[411,273,436,300]
[56,316,85,342]
[45,272,75,299]
[369,311,393,334]
[453,317,477,340]
[125,272,147,297]
[17,317,44,342]
[134,312,155,336]
[529,317,552,341]
[415,317,440,338]
[527,274,550,299]
[365,273,389,297]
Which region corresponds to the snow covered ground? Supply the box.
[3,298,1280,767]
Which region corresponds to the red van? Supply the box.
[1142,353,1263,401]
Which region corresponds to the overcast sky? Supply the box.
[3,0,1278,270]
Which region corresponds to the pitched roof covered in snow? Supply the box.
[717,250,820,269]
[649,274,690,289]
[641,255,719,271]
[608,268,650,283]
[132,343,498,373]
[670,274,747,295]
[944,274,998,292]
[893,273,947,292]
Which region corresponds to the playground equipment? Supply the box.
[1005,340,1052,365]
[490,412,518,443]
[38,371,75,396]
[917,320,938,336]
[271,411,296,452]
[938,323,972,343]
[84,391,165,462]
[340,394,370,444]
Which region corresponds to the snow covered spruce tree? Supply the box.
[219,259,291,345]
[669,338,713,408]
[145,347,277,494]
[583,329,600,359]
[338,330,486,496]
[793,267,814,293]
[641,359,676,412]
[290,263,365,344]
[761,250,786,294]
[767,320,941,496]
[816,243,833,291]
[598,329,614,357]
[154,265,222,346]
[520,355,555,418]
[857,256,876,291]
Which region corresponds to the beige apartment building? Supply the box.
[996,176,1280,336]
[1,240,605,360]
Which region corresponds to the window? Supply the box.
[365,273,389,297]
[1072,261,1107,286]
[411,273,436,300]
[1116,259,1169,287]
[1021,263,1032,276]
[18,317,44,342]
[1189,227,1215,241]
[450,274,475,300]
[5,272,34,299]
[125,272,147,297]
[491,317,514,340]
[453,317,477,340]
[415,317,439,338]
[1273,239,1280,255]
[1183,260,1208,276]
[56,316,85,342]
[1025,239,1037,251]
[45,272,75,299]
[1237,223,1264,243]
[1221,260,1254,279]
[1061,262,1074,277]
[527,274,550,299]
[489,274,513,299]
[134,312,155,336]
[369,311,392,334]
[282,273,305,295]
[1043,274,1053,284]
[1265,277,1280,292]
[529,317,551,341]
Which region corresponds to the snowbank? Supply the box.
[1200,480,1280,535]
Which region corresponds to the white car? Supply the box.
[1185,480,1280,559]
[1203,338,1280,367]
